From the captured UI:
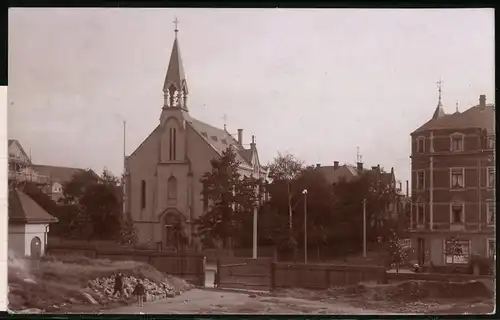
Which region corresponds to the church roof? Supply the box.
[9,189,58,224]
[413,103,495,134]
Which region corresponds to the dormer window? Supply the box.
[417,137,425,154]
[211,136,218,142]
[450,133,464,152]
[201,132,208,138]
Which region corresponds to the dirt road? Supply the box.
[102,289,403,315]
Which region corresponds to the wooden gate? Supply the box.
[216,257,272,291]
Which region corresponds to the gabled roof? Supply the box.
[8,189,58,224]
[8,139,31,164]
[413,103,495,134]
[31,164,96,184]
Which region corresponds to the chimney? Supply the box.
[377,164,381,171]
[357,162,363,171]
[250,135,256,149]
[479,95,486,109]
[237,129,243,145]
[333,161,339,170]
[316,163,321,168]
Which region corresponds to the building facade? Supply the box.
[124,27,266,251]
[410,94,495,266]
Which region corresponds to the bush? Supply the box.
[468,254,494,275]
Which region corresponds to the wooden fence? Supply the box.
[216,257,272,291]
[46,245,206,286]
[273,263,386,290]
[386,271,494,283]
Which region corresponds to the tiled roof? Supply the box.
[31,164,94,184]
[8,189,58,224]
[8,139,15,146]
[413,104,495,134]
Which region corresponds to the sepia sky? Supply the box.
[8,8,495,186]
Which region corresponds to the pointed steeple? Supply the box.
[432,79,445,119]
[163,18,189,111]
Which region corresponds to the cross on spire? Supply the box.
[173,17,179,34]
[436,79,443,107]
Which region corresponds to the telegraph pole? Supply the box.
[363,198,367,258]
[303,189,308,264]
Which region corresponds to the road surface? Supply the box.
[102,288,395,314]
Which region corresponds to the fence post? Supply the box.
[215,259,221,288]
[270,261,276,291]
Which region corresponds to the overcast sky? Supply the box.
[8,8,495,185]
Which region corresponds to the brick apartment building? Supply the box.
[410,94,495,266]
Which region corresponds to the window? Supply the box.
[141,180,146,209]
[487,202,495,225]
[487,167,495,188]
[167,176,177,202]
[487,239,496,259]
[450,168,464,189]
[417,170,425,189]
[201,132,208,138]
[444,239,470,264]
[417,137,425,154]
[211,136,218,142]
[417,203,425,226]
[450,201,464,224]
[169,128,177,160]
[450,134,464,152]
[487,135,495,149]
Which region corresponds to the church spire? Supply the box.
[163,17,189,111]
[431,79,445,119]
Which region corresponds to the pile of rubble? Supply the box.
[84,274,192,305]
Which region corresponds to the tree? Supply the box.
[444,237,464,264]
[195,147,242,251]
[386,230,411,273]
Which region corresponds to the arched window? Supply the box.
[169,127,177,161]
[167,176,178,204]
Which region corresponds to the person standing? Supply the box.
[132,280,146,307]
[113,273,124,298]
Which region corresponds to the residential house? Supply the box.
[124,27,267,251]
[410,94,495,266]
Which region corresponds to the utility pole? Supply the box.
[122,120,127,216]
[363,198,367,258]
[303,189,308,264]
[252,184,258,259]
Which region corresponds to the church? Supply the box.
[124,23,266,251]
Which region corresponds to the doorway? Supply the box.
[30,237,42,258]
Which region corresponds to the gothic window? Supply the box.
[167,176,178,202]
[450,168,465,189]
[141,180,146,209]
[169,128,177,161]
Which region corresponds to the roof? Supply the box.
[8,139,31,164]
[163,34,188,95]
[8,189,58,224]
[316,164,360,185]
[31,164,93,184]
[187,116,254,168]
[413,103,495,134]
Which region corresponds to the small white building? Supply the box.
[8,188,58,258]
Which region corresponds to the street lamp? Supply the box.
[252,184,259,259]
[302,189,308,264]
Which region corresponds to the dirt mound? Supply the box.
[327,280,493,301]
[8,253,193,313]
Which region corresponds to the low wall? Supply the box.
[273,263,386,290]
[387,272,494,283]
[46,245,206,286]
[217,257,272,291]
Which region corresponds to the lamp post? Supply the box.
[302,189,308,264]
